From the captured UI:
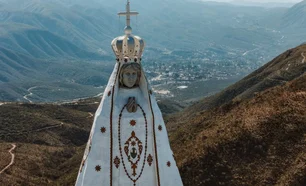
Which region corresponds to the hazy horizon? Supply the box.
[201,0,303,3]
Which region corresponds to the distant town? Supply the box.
[142,45,269,100]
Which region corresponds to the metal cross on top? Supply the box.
[118,0,139,30]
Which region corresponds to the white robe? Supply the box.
[76,62,183,186]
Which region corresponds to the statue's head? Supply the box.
[119,63,141,88]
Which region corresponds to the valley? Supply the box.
[1,0,306,102]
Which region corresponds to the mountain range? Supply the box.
[282,0,306,29]
[0,43,305,185]
[1,0,306,102]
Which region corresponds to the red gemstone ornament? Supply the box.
[158,125,162,131]
[101,127,106,133]
[147,154,153,166]
[130,120,137,126]
[167,161,171,167]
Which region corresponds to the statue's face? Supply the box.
[122,67,138,88]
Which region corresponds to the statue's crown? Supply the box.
[111,1,145,63]
[111,32,145,63]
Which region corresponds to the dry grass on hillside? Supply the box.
[0,103,94,146]
[169,73,306,186]
[0,102,94,185]
[0,143,83,186]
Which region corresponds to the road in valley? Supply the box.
[242,48,259,56]
[23,86,38,103]
[0,144,16,174]
[0,124,64,174]
[280,35,284,40]
[88,112,94,118]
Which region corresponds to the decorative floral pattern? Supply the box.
[95,165,101,172]
[101,127,106,133]
[147,154,153,166]
[114,156,120,169]
[130,120,136,126]
[158,125,162,131]
[124,131,143,176]
[167,161,171,167]
[118,104,148,184]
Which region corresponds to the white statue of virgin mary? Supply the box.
[75,1,183,186]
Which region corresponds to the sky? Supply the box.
[200,0,304,7]
[204,0,302,3]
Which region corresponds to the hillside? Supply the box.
[0,100,94,185]
[166,44,306,185]
[0,23,115,101]
[0,24,104,59]
[282,0,306,30]
[0,1,116,102]
[0,22,114,102]
[280,0,306,48]
[0,2,116,53]
[169,67,306,186]
[184,43,306,115]
[0,46,45,82]
[0,98,184,145]
[0,57,113,102]
[1,45,306,185]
